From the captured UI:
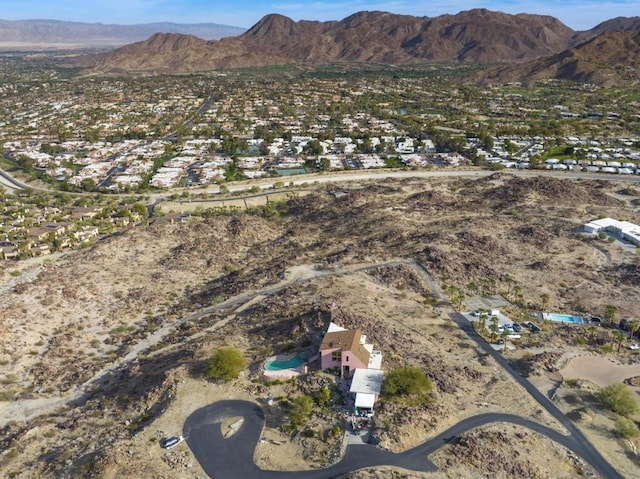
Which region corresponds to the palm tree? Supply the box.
[612,331,626,352]
[540,293,550,312]
[605,305,618,326]
[501,329,510,352]
[513,285,523,305]
[504,276,514,301]
[478,310,489,336]
[585,325,598,345]
[489,316,500,343]
[628,321,640,342]
[454,292,465,311]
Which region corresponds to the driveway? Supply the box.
[184,399,616,479]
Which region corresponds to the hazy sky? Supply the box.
[2,0,638,30]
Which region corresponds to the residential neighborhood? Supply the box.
[1,65,639,194]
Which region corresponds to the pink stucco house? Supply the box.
[320,322,382,378]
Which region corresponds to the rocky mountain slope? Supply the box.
[570,15,640,45]
[78,9,577,73]
[473,30,640,86]
[0,18,244,49]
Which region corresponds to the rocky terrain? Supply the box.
[73,9,602,74]
[475,29,640,86]
[0,173,639,478]
[65,10,640,86]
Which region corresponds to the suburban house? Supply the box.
[583,218,640,246]
[320,322,382,378]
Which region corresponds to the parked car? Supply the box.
[504,324,513,331]
[629,343,639,351]
[590,316,602,324]
[526,321,541,333]
[161,436,184,449]
[512,322,522,333]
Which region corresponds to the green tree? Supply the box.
[500,329,510,352]
[605,305,618,326]
[313,387,331,407]
[628,321,639,342]
[304,140,323,156]
[612,330,626,352]
[466,281,478,297]
[489,315,500,342]
[585,325,598,345]
[382,366,433,405]
[207,347,246,381]
[540,293,550,311]
[477,309,489,336]
[289,395,313,428]
[596,383,639,418]
[130,202,149,220]
[319,157,331,171]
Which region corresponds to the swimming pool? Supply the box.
[543,313,584,324]
[265,356,304,371]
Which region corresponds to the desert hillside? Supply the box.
[1,174,639,478]
[474,30,640,86]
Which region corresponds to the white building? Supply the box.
[583,218,640,246]
[349,368,384,415]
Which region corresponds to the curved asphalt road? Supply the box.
[182,262,624,479]
[450,311,623,479]
[184,400,613,479]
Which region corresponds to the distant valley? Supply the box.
[0,18,245,50]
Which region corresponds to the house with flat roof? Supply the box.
[349,368,384,415]
[583,218,640,246]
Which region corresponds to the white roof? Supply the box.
[367,350,383,370]
[350,368,384,395]
[584,218,620,230]
[327,321,347,333]
[355,392,376,409]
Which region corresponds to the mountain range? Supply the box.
[473,29,640,87]
[26,10,640,86]
[0,19,245,49]
[78,10,578,72]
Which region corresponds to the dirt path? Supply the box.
[560,354,640,387]
[0,258,418,427]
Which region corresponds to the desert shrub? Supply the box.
[207,347,246,381]
[596,383,639,418]
[289,395,313,428]
[615,415,640,439]
[313,387,331,407]
[383,366,433,405]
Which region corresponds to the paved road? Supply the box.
[4,163,640,200]
[183,400,606,479]
[0,168,34,194]
[450,311,623,479]
[183,262,623,479]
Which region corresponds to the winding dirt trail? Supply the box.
[0,258,414,427]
